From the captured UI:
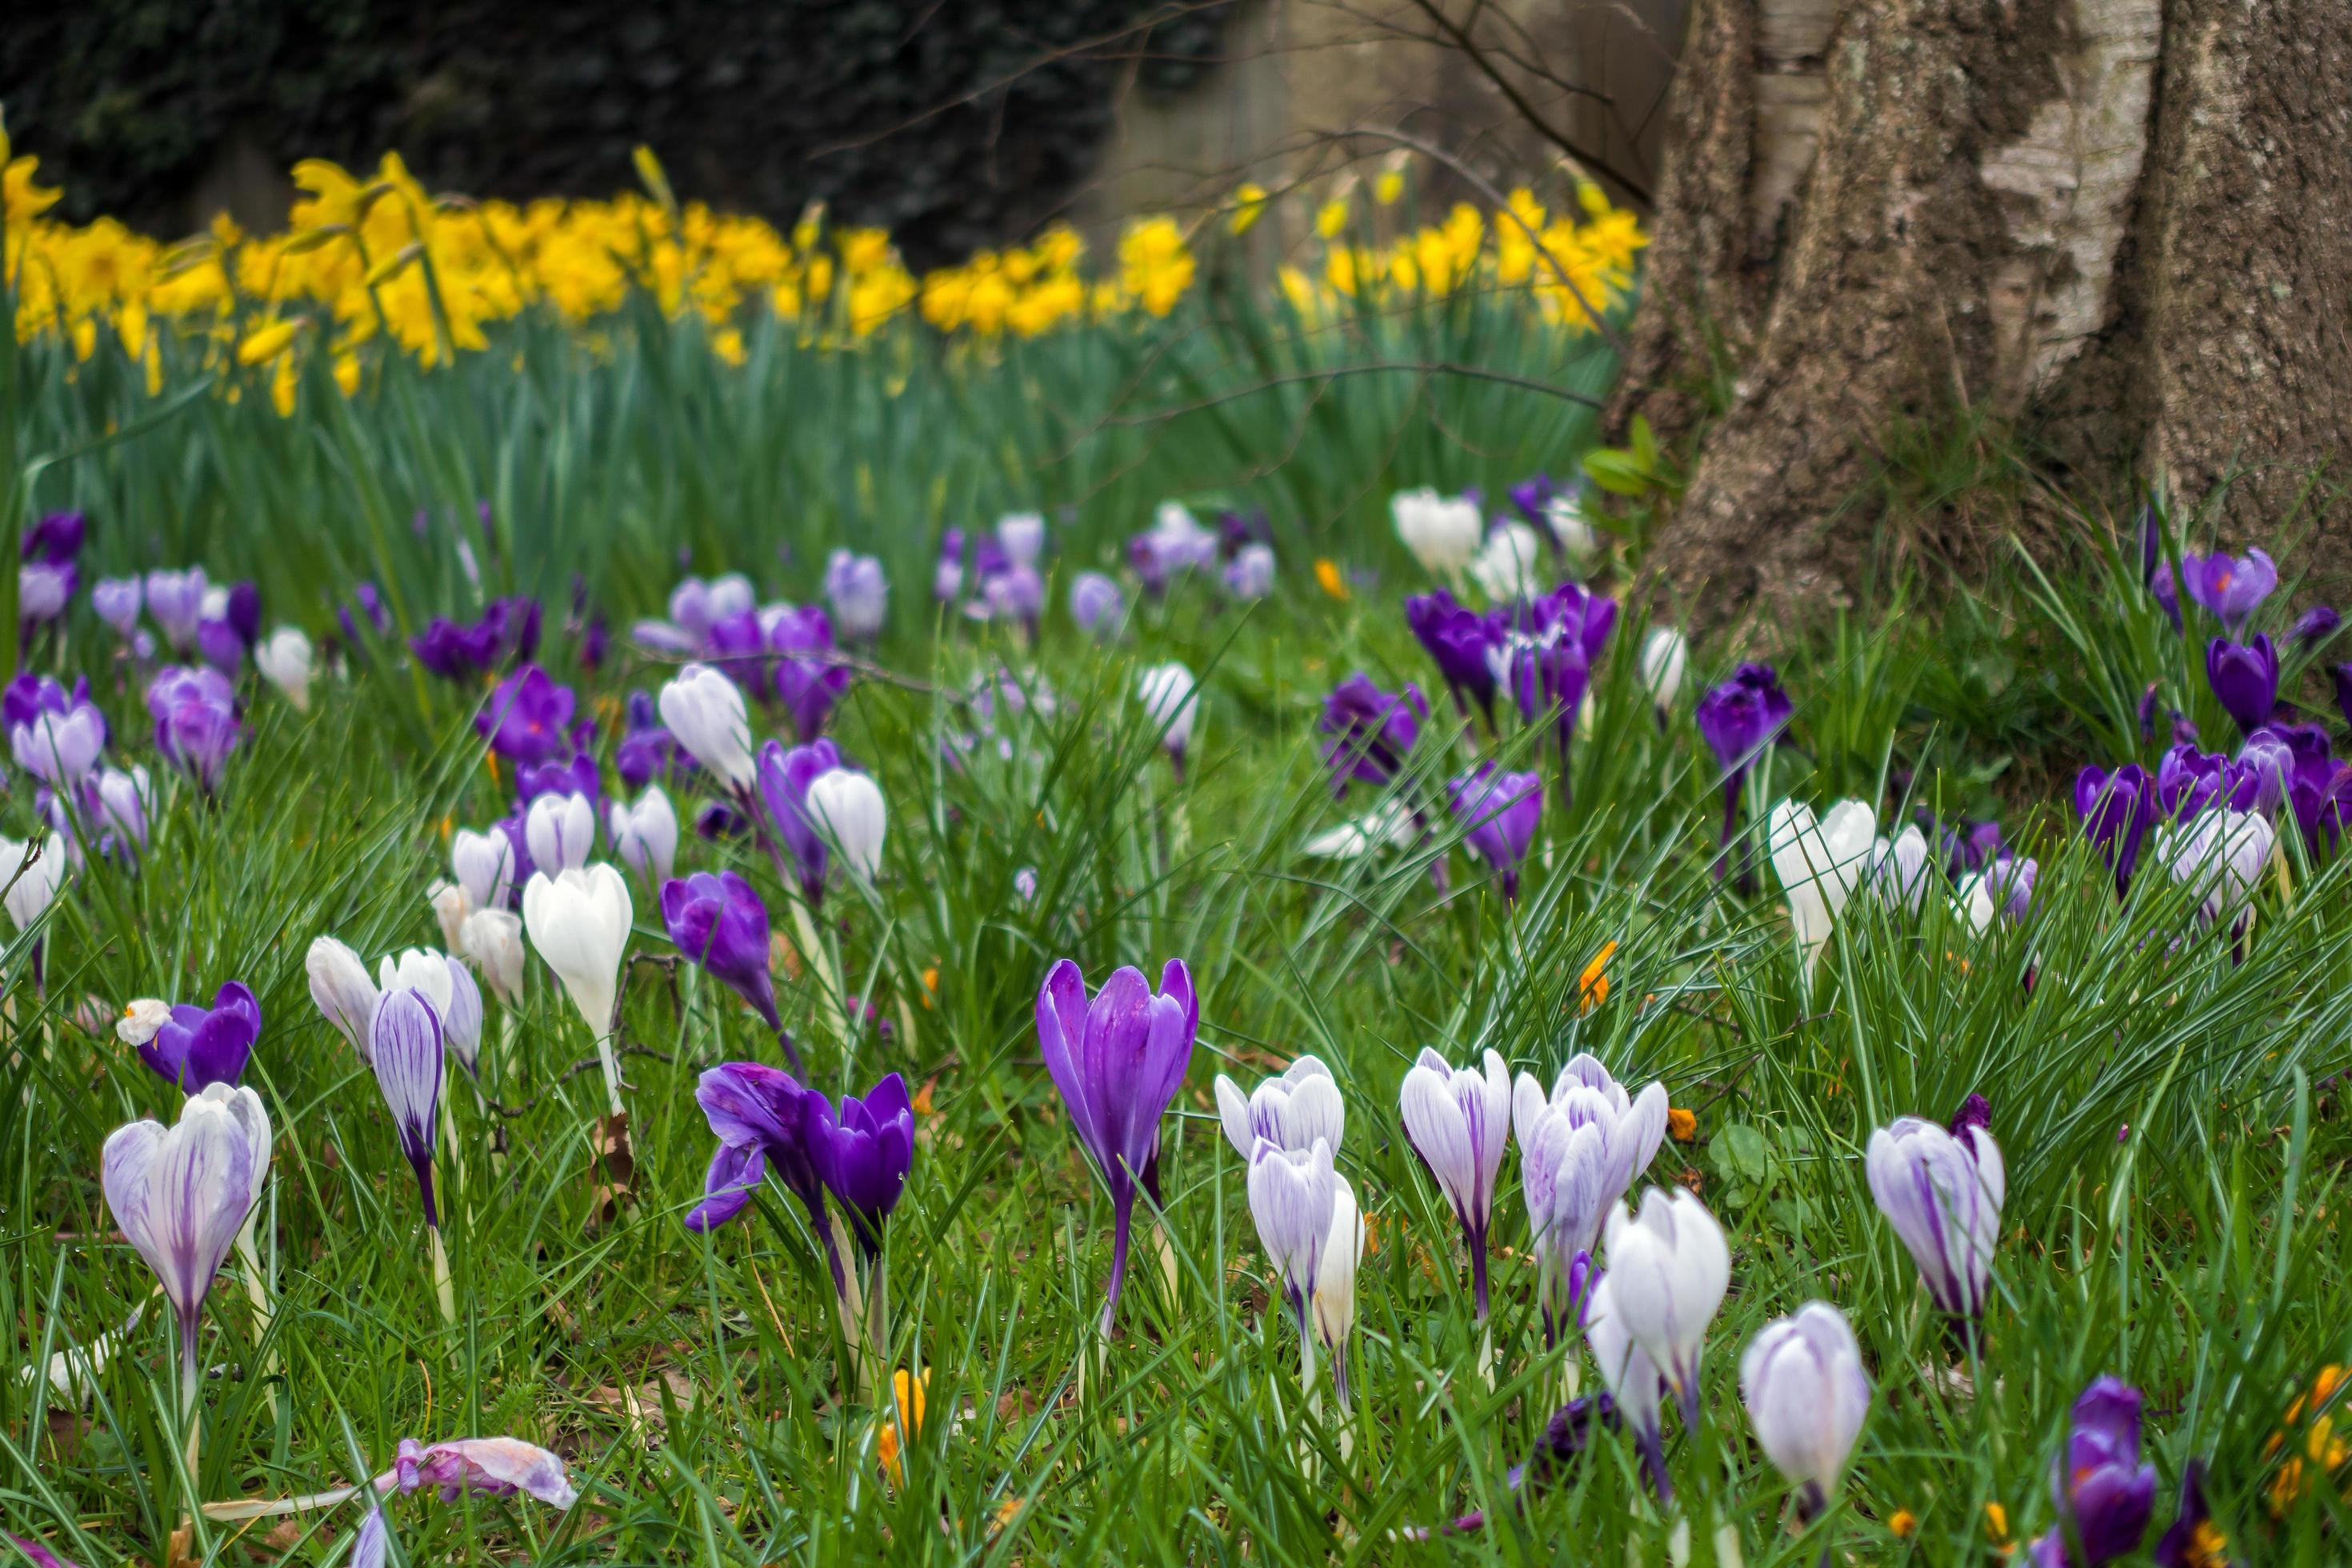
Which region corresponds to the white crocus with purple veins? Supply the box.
[658,663,757,790]
[1584,1268,1671,1493]
[1314,1174,1366,1407]
[91,765,152,853]
[522,865,634,1112]
[369,986,446,1226]
[144,566,209,650]
[805,768,887,883]
[524,790,595,874]
[1246,1136,1337,1338]
[100,1082,271,1387]
[1512,1054,1670,1342]
[1740,1301,1871,1515]
[1215,1054,1345,1159]
[1602,1186,1731,1422]
[306,936,380,1058]
[608,785,678,885]
[255,627,314,710]
[1137,662,1200,774]
[1864,1099,2005,1320]
[460,908,526,1006]
[824,550,889,640]
[2157,808,2273,944]
[1865,823,1932,916]
[375,949,482,1078]
[1398,1046,1512,1318]
[1767,798,1878,982]
[1391,487,1482,574]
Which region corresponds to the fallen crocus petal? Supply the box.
[377,1436,578,1507]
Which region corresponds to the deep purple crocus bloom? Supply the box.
[2029,1377,2157,1566]
[1448,762,1543,901]
[1506,474,1559,535]
[1318,674,1427,796]
[616,723,686,790]
[2149,559,2183,634]
[2074,765,2156,898]
[2180,549,2277,632]
[754,738,843,904]
[516,752,599,814]
[812,1073,914,1262]
[1984,855,2038,923]
[662,872,790,1049]
[2206,635,2278,736]
[769,606,849,740]
[2152,1462,2226,1568]
[138,981,261,1091]
[2291,605,2340,644]
[2155,743,2257,819]
[412,618,485,680]
[683,1062,846,1288]
[1036,958,1198,1333]
[1695,662,1793,873]
[2336,664,2352,734]
[21,511,85,564]
[1405,590,1505,722]
[1940,818,2009,881]
[476,665,575,766]
[1494,582,1616,780]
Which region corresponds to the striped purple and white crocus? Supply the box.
[1865,1094,2006,1322]
[1398,1047,1512,1320]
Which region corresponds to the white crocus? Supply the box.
[521,865,634,1114]
[306,936,380,1059]
[461,907,527,1006]
[525,791,596,874]
[1246,1136,1337,1337]
[1585,1267,1666,1448]
[1216,1055,1345,1158]
[1739,1302,1871,1510]
[1313,1176,1366,1407]
[1398,1046,1512,1318]
[1639,627,1689,713]
[1865,824,1931,916]
[116,998,174,1047]
[1542,490,1601,562]
[0,833,66,933]
[1602,1186,1731,1421]
[427,882,470,954]
[1137,662,1200,766]
[2157,809,2273,941]
[658,663,757,790]
[805,769,887,883]
[1766,798,1877,982]
[608,785,679,884]
[1468,522,1545,602]
[1391,487,1482,574]
[1302,801,1417,861]
[254,627,314,710]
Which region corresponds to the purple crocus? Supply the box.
[1405,590,1506,722]
[683,1062,843,1289]
[2180,549,2277,632]
[2291,605,2340,645]
[2152,1462,2227,1568]
[1070,571,1126,638]
[933,528,968,602]
[2030,1377,2157,1566]
[811,1073,914,1262]
[412,618,486,680]
[19,561,74,631]
[9,682,106,788]
[1695,662,1793,879]
[476,665,575,766]
[1036,958,1198,1334]
[768,606,849,740]
[1318,674,1427,797]
[145,666,240,793]
[143,568,208,651]
[1864,1094,2005,1322]
[138,981,260,1092]
[2074,765,2156,898]
[661,872,798,1070]
[2206,635,2278,736]
[92,578,142,638]
[1448,762,1543,901]
[22,511,85,564]
[1494,582,1615,795]
[615,691,690,790]
[754,738,843,905]
[2156,742,2257,819]
[369,987,445,1226]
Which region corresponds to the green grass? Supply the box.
[1,266,2350,1568]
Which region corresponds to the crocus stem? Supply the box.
[1098,1199,1134,1339]
[178,1310,202,1486]
[863,1251,890,1392]
[234,1197,277,1422]
[441,1089,466,1200]
[429,1222,455,1325]
[591,1029,623,1117]
[787,897,849,1050]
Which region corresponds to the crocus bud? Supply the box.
[255,627,314,710]
[1739,1302,1871,1514]
[428,882,470,954]
[1513,1054,1668,1343]
[369,987,446,1225]
[1223,542,1277,602]
[2034,1378,2157,1566]
[1767,798,1877,981]
[101,1083,270,1370]
[1138,662,1200,770]
[1864,824,1933,915]
[1468,522,1543,602]
[1314,1176,1365,1405]
[10,701,106,788]
[524,791,595,874]
[1584,1268,1670,1490]
[658,663,756,790]
[1069,572,1125,639]
[998,511,1046,566]
[804,767,886,882]
[90,766,153,857]
[451,827,515,912]
[1246,1136,1336,1330]
[1640,627,1689,713]
[1391,487,1482,574]
[522,865,633,1038]
[661,870,782,1034]
[0,833,66,933]
[93,577,142,638]
[1398,1046,1511,1318]
[116,998,173,1047]
[306,935,380,1058]
[1602,1186,1730,1421]
[461,908,526,1005]
[1865,1099,2005,1318]
[144,566,208,650]
[824,550,889,640]
[1215,1055,1344,1158]
[609,785,679,884]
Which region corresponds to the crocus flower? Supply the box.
[659,663,757,790]
[1035,958,1198,1332]
[1957,854,2038,932]
[144,567,209,650]
[754,738,842,902]
[1585,1268,1671,1497]
[1864,823,1932,914]
[806,767,887,883]
[92,578,142,638]
[1639,627,1689,716]
[1448,763,1542,901]
[87,764,151,858]
[452,826,517,914]
[10,690,106,788]
[460,909,526,1006]
[369,987,446,1224]
[6,1537,77,1568]
[1246,1136,1337,1336]
[661,871,788,1043]
[411,618,486,680]
[477,665,574,766]
[2075,764,2158,898]
[145,665,239,792]
[769,605,850,739]
[812,1073,914,1261]
[1513,1054,1669,1342]
[1697,663,1793,875]
[101,1082,270,1383]
[2156,742,2257,819]
[1768,798,1877,981]
[1223,542,1277,602]
[1739,1302,1871,1516]
[1601,1186,1730,1421]
[1392,487,1482,574]
[2152,1462,2229,1568]
[1137,662,1200,775]
[254,627,314,710]
[352,1434,577,1565]
[1318,674,1426,797]
[1215,1055,1345,1158]
[1493,580,1616,778]
[374,950,482,1081]
[2179,548,2277,631]
[1069,571,1126,638]
[22,510,84,564]
[521,865,634,1110]
[2030,1377,2157,1566]
[524,791,595,874]
[2206,635,2278,736]
[1406,590,1505,721]
[0,832,67,942]
[609,786,678,884]
[825,550,889,641]
[1468,523,1544,602]
[1866,1095,2006,1320]
[1128,502,1219,592]
[932,528,967,602]
[682,1062,834,1260]
[137,981,260,1092]
[306,936,380,1058]
[2291,605,2340,644]
[2154,808,2271,947]
[1398,1046,1511,1318]
[1315,1176,1366,1405]
[20,561,74,629]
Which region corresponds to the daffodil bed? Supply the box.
[0,129,2348,1568]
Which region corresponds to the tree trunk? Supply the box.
[1616,0,2352,626]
